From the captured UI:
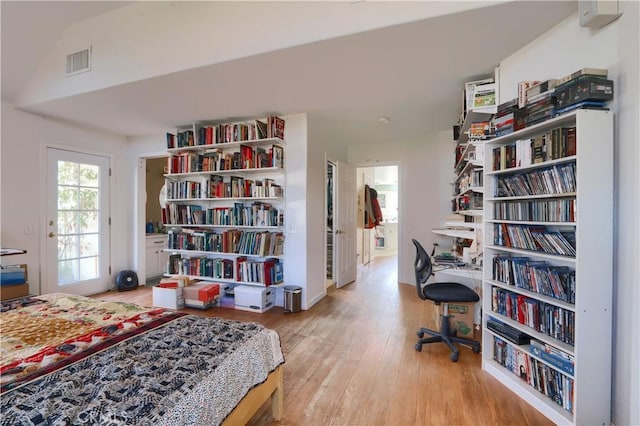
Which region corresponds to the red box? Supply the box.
[158,281,180,289]
[184,282,219,303]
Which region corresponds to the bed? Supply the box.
[0,293,284,425]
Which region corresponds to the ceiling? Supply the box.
[1,1,578,146]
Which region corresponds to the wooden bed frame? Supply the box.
[222,365,283,425]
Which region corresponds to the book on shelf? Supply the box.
[465,77,494,111]
[529,338,575,376]
[255,120,268,139]
[267,115,286,139]
[556,67,608,86]
[473,82,496,109]
[525,79,558,99]
[517,80,541,108]
[487,317,531,345]
[271,145,284,168]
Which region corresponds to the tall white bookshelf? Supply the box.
[162,117,286,288]
[481,109,613,425]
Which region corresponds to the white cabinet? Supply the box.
[481,109,613,425]
[145,234,168,279]
[162,116,286,288]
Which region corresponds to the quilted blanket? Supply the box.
[0,293,284,425]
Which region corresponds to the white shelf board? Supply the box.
[484,245,576,263]
[166,196,282,202]
[164,224,282,230]
[484,279,575,312]
[456,209,483,217]
[486,192,576,202]
[486,156,576,176]
[432,228,476,239]
[167,137,284,153]
[165,166,283,179]
[164,248,283,259]
[457,110,495,145]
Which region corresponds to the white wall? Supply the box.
[498,5,639,425]
[0,101,129,294]
[348,130,452,285]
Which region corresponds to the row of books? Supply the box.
[493,223,576,257]
[495,163,576,197]
[166,255,283,286]
[491,125,576,171]
[237,257,283,286]
[493,336,574,413]
[492,68,612,138]
[167,229,284,257]
[493,198,576,222]
[167,144,284,174]
[491,287,575,345]
[494,98,519,137]
[166,116,285,148]
[529,338,575,377]
[162,203,284,227]
[492,255,576,303]
[165,176,283,200]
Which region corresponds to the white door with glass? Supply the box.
[45,148,110,295]
[335,160,357,288]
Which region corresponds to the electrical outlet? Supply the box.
[24,225,37,234]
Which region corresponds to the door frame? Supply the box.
[135,154,168,285]
[40,144,114,295]
[350,161,402,275]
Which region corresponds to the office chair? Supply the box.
[412,239,481,362]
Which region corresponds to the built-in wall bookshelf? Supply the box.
[162,116,286,288]
[432,76,496,262]
[482,109,613,425]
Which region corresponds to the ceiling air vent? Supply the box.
[66,47,91,76]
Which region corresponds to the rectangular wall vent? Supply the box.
[66,47,91,76]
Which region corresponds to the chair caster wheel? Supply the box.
[450,352,459,362]
[414,343,422,352]
[472,344,481,354]
[417,331,424,338]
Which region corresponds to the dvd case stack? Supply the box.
[493,98,519,137]
[525,79,558,127]
[555,69,613,114]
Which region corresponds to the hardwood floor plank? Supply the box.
[92,255,553,426]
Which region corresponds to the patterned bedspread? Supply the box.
[0,293,284,425]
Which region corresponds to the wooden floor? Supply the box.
[95,255,552,426]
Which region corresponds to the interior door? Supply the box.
[45,148,111,295]
[335,160,357,288]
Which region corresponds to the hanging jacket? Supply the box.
[369,187,383,226]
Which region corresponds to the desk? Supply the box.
[434,265,481,281]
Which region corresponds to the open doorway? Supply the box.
[356,165,399,271]
[142,156,168,285]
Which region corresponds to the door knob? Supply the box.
[48,232,56,238]
[335,229,343,234]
